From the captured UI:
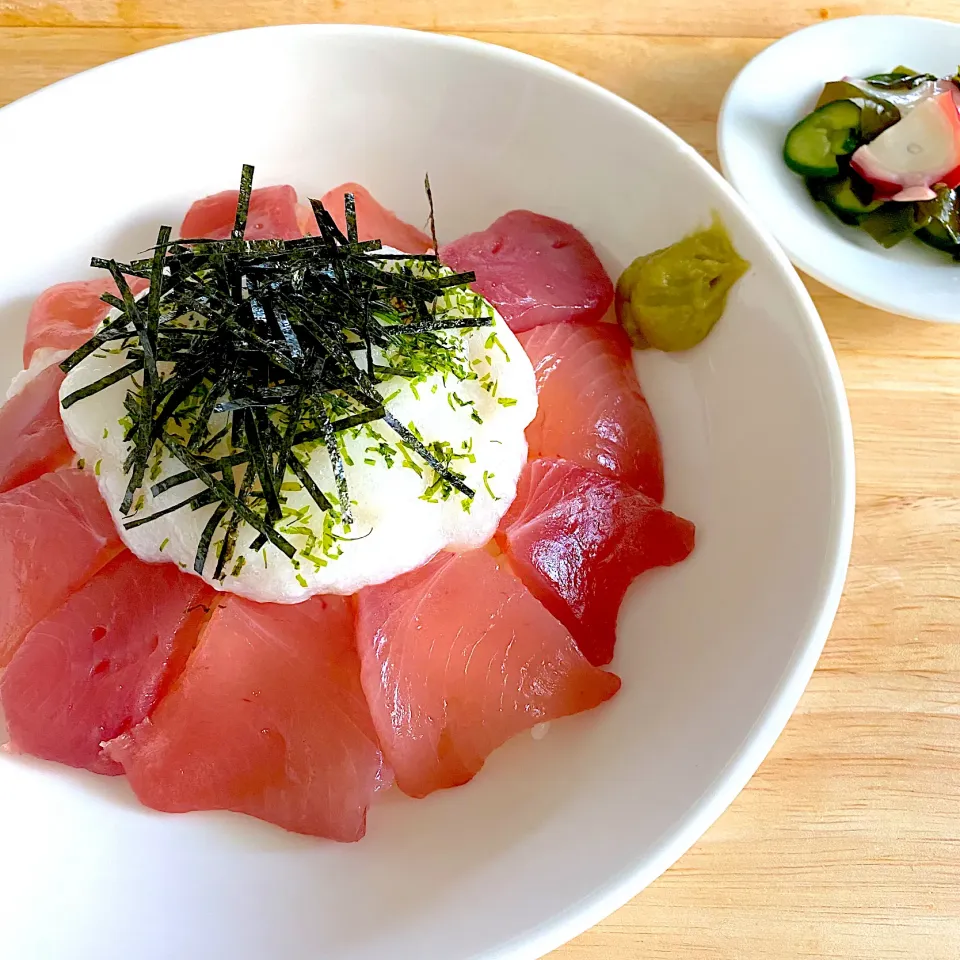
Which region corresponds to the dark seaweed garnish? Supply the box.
[60,164,493,579]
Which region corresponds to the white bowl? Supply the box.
[718,14,960,323]
[0,25,854,960]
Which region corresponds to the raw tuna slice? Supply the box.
[519,322,664,501]
[356,549,621,799]
[1,553,213,775]
[180,184,302,241]
[0,363,72,495]
[0,469,121,667]
[23,275,149,367]
[315,182,433,253]
[498,459,695,666]
[439,210,614,332]
[105,595,385,842]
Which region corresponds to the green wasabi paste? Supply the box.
[615,214,749,352]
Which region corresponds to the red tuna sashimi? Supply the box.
[439,210,614,333]
[1,553,213,775]
[180,184,302,241]
[23,275,149,367]
[315,182,433,253]
[0,470,121,668]
[498,459,695,666]
[105,595,385,842]
[356,549,621,799]
[519,322,664,501]
[0,363,72,495]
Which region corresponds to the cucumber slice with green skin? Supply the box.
[916,221,960,254]
[819,177,884,224]
[784,100,862,177]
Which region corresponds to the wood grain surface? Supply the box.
[2,2,960,957]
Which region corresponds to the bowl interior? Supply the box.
[0,26,852,960]
[719,15,960,323]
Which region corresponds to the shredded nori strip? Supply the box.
[60,311,139,373]
[123,489,218,530]
[285,451,332,513]
[309,197,348,246]
[61,360,143,409]
[60,165,493,574]
[381,411,473,497]
[150,451,249,496]
[424,174,438,254]
[344,192,359,246]
[189,369,232,449]
[233,163,254,240]
[196,501,230,575]
[109,257,157,516]
[244,408,282,525]
[160,434,296,559]
[214,462,257,580]
[315,403,352,524]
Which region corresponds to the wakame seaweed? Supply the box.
[60,164,492,578]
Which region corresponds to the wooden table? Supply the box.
[3,2,960,957]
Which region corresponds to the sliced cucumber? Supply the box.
[784,100,862,178]
[916,221,960,254]
[819,177,884,225]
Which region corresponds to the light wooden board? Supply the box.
[3,4,960,958]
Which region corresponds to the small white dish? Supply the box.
[719,15,960,322]
[0,24,854,960]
